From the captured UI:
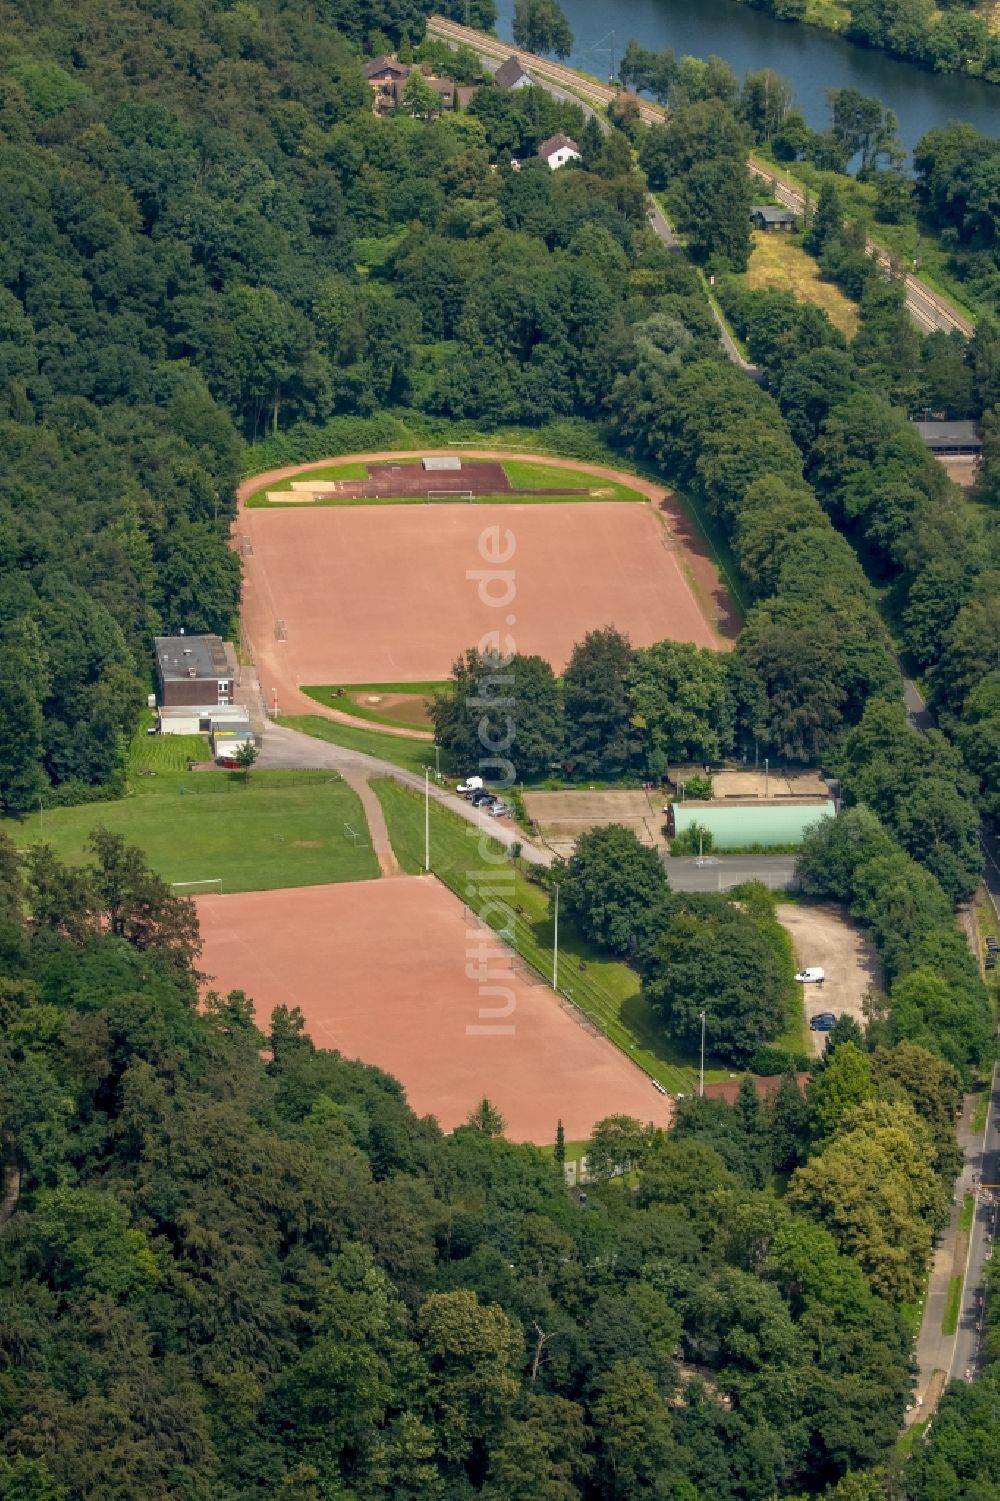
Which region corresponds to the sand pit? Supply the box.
[196,878,673,1143]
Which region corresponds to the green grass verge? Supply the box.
[960,1193,976,1233]
[372,777,715,1094]
[943,1274,963,1336]
[895,1419,928,1458]
[5,770,379,893]
[282,714,445,778]
[972,1094,989,1134]
[500,458,643,500]
[302,682,442,731]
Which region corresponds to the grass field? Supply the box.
[6,732,379,892]
[746,232,859,338]
[302,682,443,731]
[246,457,646,508]
[373,777,731,1094]
[501,459,642,500]
[960,1193,976,1233]
[282,714,446,777]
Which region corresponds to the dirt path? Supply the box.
[777,903,880,1056]
[235,450,737,731]
[341,771,403,878]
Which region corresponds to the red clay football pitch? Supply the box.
[196,878,673,1143]
[243,496,723,691]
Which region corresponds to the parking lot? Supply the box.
[777,903,881,1056]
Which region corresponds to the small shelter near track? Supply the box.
[422,455,463,471]
[751,204,797,232]
[669,798,834,851]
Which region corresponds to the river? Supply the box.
[494,0,999,157]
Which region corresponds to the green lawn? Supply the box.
[246,461,368,506]
[7,736,379,893]
[302,682,443,731]
[373,777,720,1094]
[960,1193,976,1233]
[282,713,446,778]
[500,459,643,501]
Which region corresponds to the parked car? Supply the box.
[795,967,826,984]
[471,790,494,807]
[489,802,511,817]
[809,1012,837,1031]
[457,776,484,795]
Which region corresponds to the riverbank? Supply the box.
[493,0,1000,153]
[721,0,1000,85]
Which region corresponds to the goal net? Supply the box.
[171,878,223,896]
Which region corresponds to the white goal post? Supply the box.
[170,878,223,896]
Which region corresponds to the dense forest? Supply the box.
[0,830,971,1498]
[0,2,998,1496]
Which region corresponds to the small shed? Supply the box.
[751,204,797,232]
[211,719,254,762]
[912,420,982,455]
[422,455,463,471]
[670,798,834,850]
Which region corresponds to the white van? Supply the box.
[457,776,484,795]
[794,967,826,984]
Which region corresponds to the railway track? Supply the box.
[428,15,975,339]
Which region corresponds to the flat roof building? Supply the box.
[154,635,237,709]
[912,420,982,455]
[422,455,463,471]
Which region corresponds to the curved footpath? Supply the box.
[236,448,729,732]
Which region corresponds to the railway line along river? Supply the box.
[494,0,999,159]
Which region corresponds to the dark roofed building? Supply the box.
[362,56,410,83]
[751,204,797,232]
[912,419,982,455]
[494,54,535,89]
[427,77,456,109]
[154,635,236,708]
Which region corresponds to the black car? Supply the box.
[470,790,494,806]
[809,1012,837,1031]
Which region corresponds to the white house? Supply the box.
[537,132,581,170]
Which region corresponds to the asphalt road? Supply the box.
[665,854,797,892]
[952,1065,1000,1385]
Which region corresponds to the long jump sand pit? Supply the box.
[243,491,726,691]
[196,878,672,1143]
